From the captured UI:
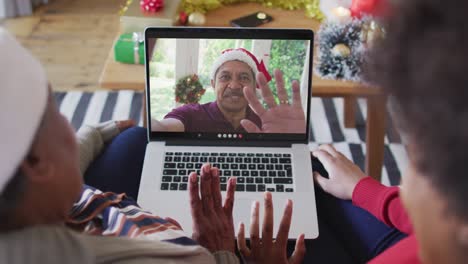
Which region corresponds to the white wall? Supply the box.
[0,0,7,19]
[175,39,200,80]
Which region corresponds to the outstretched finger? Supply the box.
[262,192,274,249]
[289,234,306,264]
[291,80,302,108]
[274,69,288,102]
[244,86,267,117]
[237,222,251,257]
[210,167,223,212]
[276,199,293,247]
[223,177,236,218]
[200,164,214,214]
[189,172,201,219]
[249,201,260,253]
[240,119,262,133]
[257,72,277,109]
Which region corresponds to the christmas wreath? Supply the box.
[315,19,366,82]
[175,74,206,104]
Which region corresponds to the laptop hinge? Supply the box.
[164,139,301,148]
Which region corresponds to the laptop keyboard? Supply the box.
[160,152,294,192]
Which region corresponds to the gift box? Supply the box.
[114,32,144,65]
[120,0,181,33]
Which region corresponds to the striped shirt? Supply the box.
[66,185,196,246]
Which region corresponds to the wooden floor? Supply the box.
[1,0,126,91]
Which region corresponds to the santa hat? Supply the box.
[0,28,48,193]
[210,48,272,87]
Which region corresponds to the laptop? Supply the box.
[138,27,318,239]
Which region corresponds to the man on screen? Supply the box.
[151,48,307,134]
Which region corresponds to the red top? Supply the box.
[352,177,422,264]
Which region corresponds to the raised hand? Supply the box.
[241,69,306,134]
[312,144,367,200]
[189,163,237,253]
[237,192,306,264]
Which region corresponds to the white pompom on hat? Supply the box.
[210,48,272,87]
[0,28,48,193]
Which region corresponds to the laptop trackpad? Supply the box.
[233,197,289,238]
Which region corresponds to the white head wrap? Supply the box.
[0,28,48,193]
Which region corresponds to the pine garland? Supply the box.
[175,74,206,104]
[315,19,368,82]
[181,0,324,21]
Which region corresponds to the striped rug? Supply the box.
[54,91,408,187]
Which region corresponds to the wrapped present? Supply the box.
[120,0,181,33]
[114,32,144,64]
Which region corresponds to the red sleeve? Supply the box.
[352,177,413,234]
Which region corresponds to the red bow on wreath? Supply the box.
[140,0,164,13]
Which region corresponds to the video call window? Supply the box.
[148,38,310,134]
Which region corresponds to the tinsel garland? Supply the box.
[175,74,206,104]
[181,0,324,21]
[315,18,369,82]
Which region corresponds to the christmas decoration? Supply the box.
[320,0,352,21]
[188,12,206,26]
[181,0,325,21]
[140,0,164,13]
[360,20,385,47]
[315,19,367,81]
[119,0,134,16]
[175,74,206,104]
[350,0,376,17]
[350,0,388,18]
[331,43,351,57]
[329,6,351,24]
[114,32,145,65]
[178,11,188,25]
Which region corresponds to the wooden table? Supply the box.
[99,3,386,181]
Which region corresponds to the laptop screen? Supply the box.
[145,28,313,144]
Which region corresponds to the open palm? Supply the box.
[241,69,306,134]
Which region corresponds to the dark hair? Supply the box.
[0,168,27,230]
[365,0,468,219]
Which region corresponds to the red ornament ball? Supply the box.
[140,0,164,13]
[179,12,188,25]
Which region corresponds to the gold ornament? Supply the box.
[331,44,351,57]
[188,12,207,26]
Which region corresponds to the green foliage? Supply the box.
[268,40,307,101]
